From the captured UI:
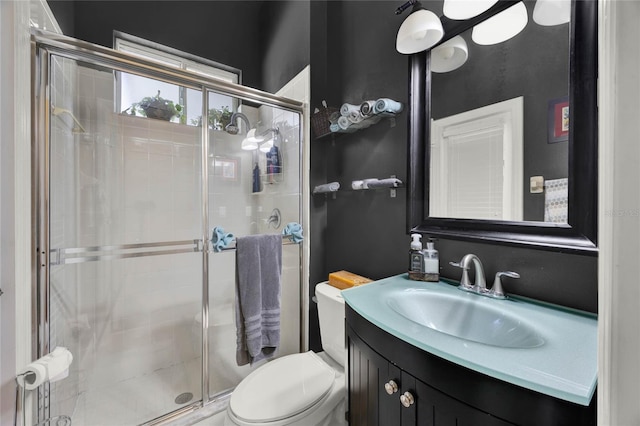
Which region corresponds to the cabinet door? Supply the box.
[415,380,515,426]
[348,334,401,426]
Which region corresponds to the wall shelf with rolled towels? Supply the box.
[314,98,404,139]
[313,176,403,198]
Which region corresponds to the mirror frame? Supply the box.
[407,0,597,255]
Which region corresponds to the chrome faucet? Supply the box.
[450,254,521,299]
[449,254,487,293]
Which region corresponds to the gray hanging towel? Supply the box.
[235,234,282,366]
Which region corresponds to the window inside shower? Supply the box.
[40,44,303,425]
[114,33,240,127]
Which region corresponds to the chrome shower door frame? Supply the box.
[31,29,305,425]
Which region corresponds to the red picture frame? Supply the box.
[547,96,569,143]
[212,156,239,181]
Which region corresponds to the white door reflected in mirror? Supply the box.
[430,97,524,221]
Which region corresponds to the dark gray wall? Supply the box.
[48,1,311,93]
[308,0,412,350]
[260,1,310,93]
[47,1,267,89]
[431,0,570,221]
[308,0,331,353]
[323,1,409,278]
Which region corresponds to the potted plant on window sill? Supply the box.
[190,106,232,130]
[124,90,183,122]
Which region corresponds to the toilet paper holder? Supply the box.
[15,347,73,426]
[16,347,73,390]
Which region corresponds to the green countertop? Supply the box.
[342,274,597,406]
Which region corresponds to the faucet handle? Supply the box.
[490,271,520,299]
[449,261,474,290]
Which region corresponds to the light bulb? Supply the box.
[412,30,428,40]
[443,0,499,20]
[259,139,274,153]
[441,46,455,60]
[396,8,444,54]
[431,36,468,73]
[241,138,258,150]
[472,2,528,46]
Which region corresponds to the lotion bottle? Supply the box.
[408,234,425,281]
[423,239,439,282]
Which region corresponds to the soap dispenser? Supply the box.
[423,239,439,282]
[408,234,425,281]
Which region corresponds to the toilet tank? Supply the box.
[315,282,346,367]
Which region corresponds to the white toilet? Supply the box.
[224,282,347,426]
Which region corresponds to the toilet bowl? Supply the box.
[224,282,347,426]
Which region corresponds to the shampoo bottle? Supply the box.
[408,234,425,281]
[423,239,439,282]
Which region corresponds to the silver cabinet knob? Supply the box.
[384,380,398,395]
[400,391,415,408]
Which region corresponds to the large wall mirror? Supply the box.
[407,0,597,254]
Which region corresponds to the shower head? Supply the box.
[225,112,251,135]
[51,106,86,133]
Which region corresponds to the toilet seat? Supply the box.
[229,351,336,424]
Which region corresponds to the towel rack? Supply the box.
[213,236,301,253]
[211,223,303,253]
[312,176,403,199]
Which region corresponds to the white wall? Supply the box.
[598,0,640,424]
[0,1,33,425]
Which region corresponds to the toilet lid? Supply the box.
[230,351,336,423]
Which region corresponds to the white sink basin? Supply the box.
[387,290,544,348]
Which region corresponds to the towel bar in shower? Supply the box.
[212,237,301,253]
[48,239,203,265]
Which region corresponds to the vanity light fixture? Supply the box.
[258,128,279,153]
[241,127,279,152]
[443,0,499,20]
[395,0,444,54]
[431,35,468,73]
[471,1,528,45]
[241,128,264,150]
[533,0,570,26]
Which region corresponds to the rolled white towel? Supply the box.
[374,98,403,116]
[351,180,365,190]
[340,103,360,116]
[337,116,357,133]
[360,100,377,116]
[362,178,381,189]
[365,178,403,189]
[347,111,365,124]
[329,123,340,133]
[313,182,340,194]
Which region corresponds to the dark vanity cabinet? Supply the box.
[346,305,595,426]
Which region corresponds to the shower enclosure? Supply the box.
[31,31,305,425]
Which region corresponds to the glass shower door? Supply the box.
[205,90,303,398]
[45,56,204,425]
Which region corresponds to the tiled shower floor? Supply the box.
[69,358,202,425]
